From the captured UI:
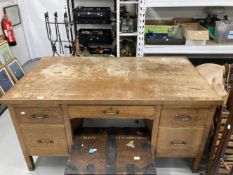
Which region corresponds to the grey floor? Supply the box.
[0,59,204,175]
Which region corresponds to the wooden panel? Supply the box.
[20,124,68,156]
[8,105,35,171]
[65,128,156,175]
[68,106,155,119]
[156,127,204,157]
[0,57,222,106]
[160,107,210,127]
[15,107,63,124]
[62,105,74,151]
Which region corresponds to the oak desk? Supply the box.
[0,57,222,173]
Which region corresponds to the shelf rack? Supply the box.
[146,0,233,7]
[69,0,116,56]
[136,0,233,57]
[117,0,142,57]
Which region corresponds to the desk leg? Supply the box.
[8,105,35,171]
[25,156,35,171]
[192,106,217,173]
[192,156,201,173]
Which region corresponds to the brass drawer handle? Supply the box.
[31,114,48,120]
[175,115,192,121]
[37,139,54,144]
[103,109,120,115]
[170,141,187,146]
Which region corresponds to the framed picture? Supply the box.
[7,59,25,82]
[0,35,4,42]
[0,41,14,65]
[3,5,21,26]
[0,86,5,96]
[0,67,14,93]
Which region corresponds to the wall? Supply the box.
[18,0,116,58]
[16,1,233,58]
[0,0,31,65]
[18,0,70,58]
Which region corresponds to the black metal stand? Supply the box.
[44,3,75,57]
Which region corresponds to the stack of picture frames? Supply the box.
[0,40,25,114]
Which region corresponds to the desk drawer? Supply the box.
[68,106,155,119]
[20,125,68,155]
[160,108,210,127]
[15,107,64,124]
[156,127,204,157]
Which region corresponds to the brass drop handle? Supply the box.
[31,114,48,120]
[170,141,187,146]
[175,115,192,121]
[37,139,54,144]
[103,108,120,115]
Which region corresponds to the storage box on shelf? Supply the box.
[215,21,233,44]
[144,20,185,45]
[182,23,209,46]
[73,7,111,24]
[143,20,233,54]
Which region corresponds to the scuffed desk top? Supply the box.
[0,57,222,105]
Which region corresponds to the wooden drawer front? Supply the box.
[68,106,155,119]
[15,107,64,124]
[160,108,210,127]
[156,127,204,157]
[20,125,68,155]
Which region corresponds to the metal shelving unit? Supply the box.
[68,0,116,56]
[119,32,137,36]
[136,0,233,57]
[117,0,144,57]
[146,0,233,7]
[144,44,233,54]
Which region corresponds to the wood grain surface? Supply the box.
[68,106,155,119]
[156,127,204,157]
[0,57,222,105]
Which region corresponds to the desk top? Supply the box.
[0,57,222,105]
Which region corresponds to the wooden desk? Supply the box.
[0,57,222,172]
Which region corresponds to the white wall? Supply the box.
[18,0,116,58]
[18,0,70,58]
[0,0,31,65]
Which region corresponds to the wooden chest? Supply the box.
[65,128,156,175]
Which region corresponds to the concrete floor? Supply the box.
[0,59,205,175]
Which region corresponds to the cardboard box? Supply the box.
[182,23,209,41]
[185,39,206,46]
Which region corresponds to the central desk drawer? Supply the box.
[20,124,68,155]
[15,107,64,124]
[160,108,210,127]
[156,127,204,157]
[68,106,155,119]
